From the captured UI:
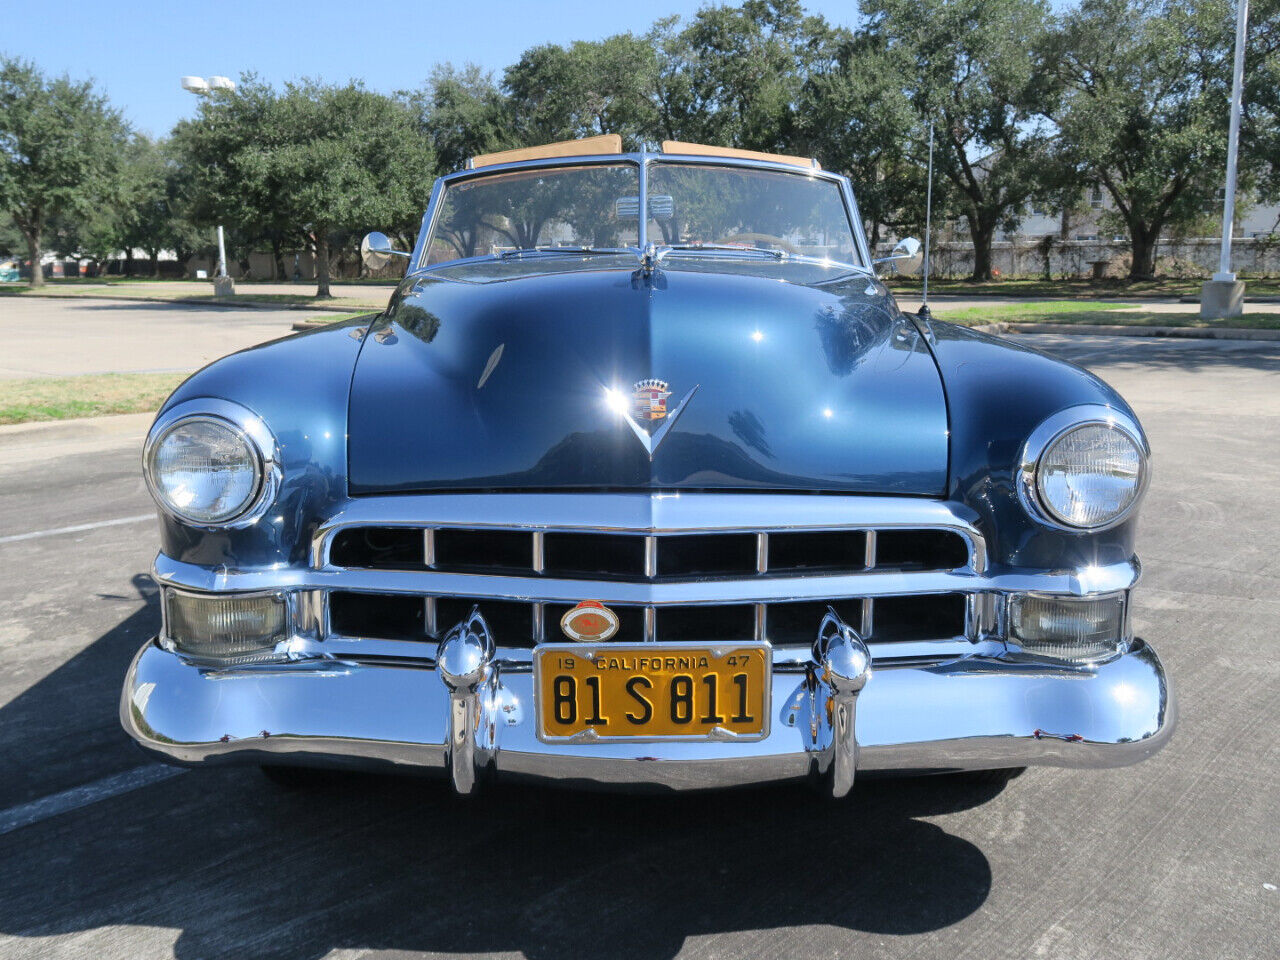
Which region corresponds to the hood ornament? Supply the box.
[606,379,699,460]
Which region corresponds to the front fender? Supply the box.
[151,317,372,569]
[920,320,1146,571]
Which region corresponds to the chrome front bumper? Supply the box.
[121,634,1175,794]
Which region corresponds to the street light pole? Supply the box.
[1201,0,1249,319]
[181,75,236,296]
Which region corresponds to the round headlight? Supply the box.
[1035,422,1145,529]
[146,416,263,524]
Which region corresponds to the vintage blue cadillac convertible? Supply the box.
[121,135,1174,797]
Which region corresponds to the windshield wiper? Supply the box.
[496,246,632,260]
[657,243,789,261]
[656,244,874,275]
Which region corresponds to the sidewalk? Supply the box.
[0,412,151,472]
[8,280,391,311]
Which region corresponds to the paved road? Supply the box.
[0,298,349,380]
[0,334,1276,959]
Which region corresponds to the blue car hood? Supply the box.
[347,265,949,494]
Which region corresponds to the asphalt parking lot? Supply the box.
[0,330,1276,960]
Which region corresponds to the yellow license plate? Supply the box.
[534,643,770,742]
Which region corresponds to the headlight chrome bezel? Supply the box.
[143,398,281,528]
[1018,404,1149,533]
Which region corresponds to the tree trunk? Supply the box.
[1128,223,1158,281]
[272,237,285,281]
[25,227,44,288]
[315,232,332,299]
[969,220,996,282]
[149,250,159,277]
[124,248,134,277]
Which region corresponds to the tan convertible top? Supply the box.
[659,140,819,170]
[467,134,820,171]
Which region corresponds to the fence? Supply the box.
[885,236,1280,279]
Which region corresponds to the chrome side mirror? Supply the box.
[361,231,410,270]
[873,236,923,275]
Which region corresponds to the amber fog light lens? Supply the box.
[1009,593,1125,662]
[165,590,287,658]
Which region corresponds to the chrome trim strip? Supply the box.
[310,493,988,574]
[531,531,545,574]
[282,635,1006,667]
[157,554,1141,603]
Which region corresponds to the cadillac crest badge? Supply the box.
[633,379,672,421]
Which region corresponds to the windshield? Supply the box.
[421,160,861,268]
[424,163,640,263]
[647,163,858,264]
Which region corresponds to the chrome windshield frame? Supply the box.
[411,152,874,274]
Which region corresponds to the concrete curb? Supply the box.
[1178,294,1280,304]
[971,321,1280,341]
[6,292,380,312]
[291,313,377,332]
[0,411,154,441]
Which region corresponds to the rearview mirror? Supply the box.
[361,232,409,270]
[614,195,675,220]
[873,236,923,275]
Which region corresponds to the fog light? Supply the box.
[1009,593,1125,662]
[165,589,288,659]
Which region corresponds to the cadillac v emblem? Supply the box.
[605,377,699,460]
[560,600,620,642]
[633,379,672,421]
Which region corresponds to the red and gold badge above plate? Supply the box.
[560,600,621,642]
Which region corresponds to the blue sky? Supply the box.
[7,0,868,138]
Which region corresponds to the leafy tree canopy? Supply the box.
[0,57,130,285]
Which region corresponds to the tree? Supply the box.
[863,0,1059,280]
[797,28,934,248]
[265,81,435,296]
[504,35,661,149]
[0,58,129,287]
[1244,0,1280,205]
[649,0,837,152]
[417,64,514,174]
[1049,0,1238,279]
[171,75,294,281]
[178,77,434,296]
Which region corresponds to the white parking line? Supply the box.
[0,513,154,544]
[0,765,187,837]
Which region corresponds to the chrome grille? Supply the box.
[328,591,968,648]
[329,527,969,579]
[315,493,989,654]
